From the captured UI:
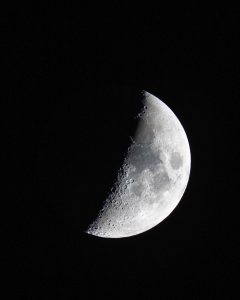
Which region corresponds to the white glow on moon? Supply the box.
[86,91,191,238]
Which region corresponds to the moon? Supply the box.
[86,91,191,238]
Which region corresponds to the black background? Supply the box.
[3,4,239,299]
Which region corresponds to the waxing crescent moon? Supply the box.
[86,91,191,238]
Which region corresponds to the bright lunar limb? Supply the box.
[86,91,191,238]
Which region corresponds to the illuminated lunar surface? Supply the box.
[86,91,191,238]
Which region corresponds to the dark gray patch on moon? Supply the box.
[128,144,160,173]
[135,124,155,145]
[152,171,171,192]
[170,152,183,170]
[130,182,145,197]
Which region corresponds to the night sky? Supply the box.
[4,5,239,299]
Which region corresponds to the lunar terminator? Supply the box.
[86,91,191,238]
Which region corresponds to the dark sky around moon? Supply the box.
[4,4,239,299]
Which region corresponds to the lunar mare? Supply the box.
[86,91,191,238]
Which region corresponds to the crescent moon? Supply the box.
[86,91,191,238]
